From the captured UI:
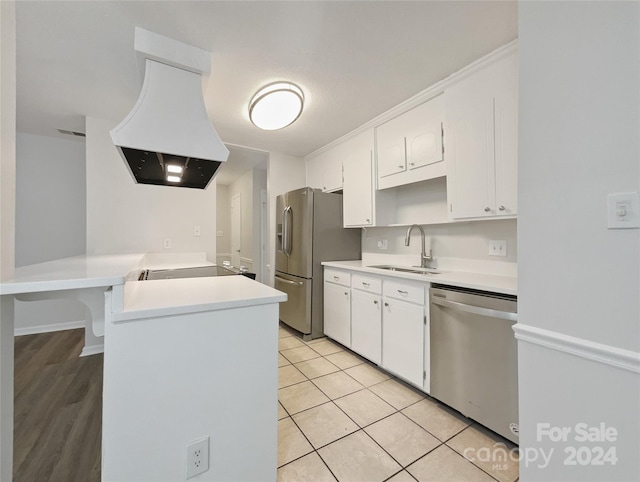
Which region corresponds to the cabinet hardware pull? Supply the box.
[344,292,349,296]
[384,302,389,307]
[333,276,339,280]
[362,282,370,287]
[397,290,408,295]
[484,207,491,212]
[366,218,371,223]
[409,162,415,166]
[373,300,378,304]
[397,165,404,169]
[499,205,506,211]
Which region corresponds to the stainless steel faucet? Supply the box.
[405,224,432,268]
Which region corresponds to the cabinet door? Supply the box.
[382,297,424,387]
[343,130,374,227]
[323,281,351,347]
[376,116,407,178]
[306,156,324,190]
[445,70,496,219]
[323,155,343,192]
[493,52,518,216]
[351,290,382,364]
[306,148,342,192]
[404,96,444,171]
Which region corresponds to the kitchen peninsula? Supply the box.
[0,254,286,481]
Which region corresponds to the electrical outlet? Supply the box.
[186,436,210,479]
[193,225,201,237]
[489,240,507,257]
[163,238,172,250]
[377,239,388,250]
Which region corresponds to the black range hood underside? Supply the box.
[121,147,221,190]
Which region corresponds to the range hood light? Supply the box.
[167,175,182,183]
[166,164,183,174]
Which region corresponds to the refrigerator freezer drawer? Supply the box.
[275,272,312,335]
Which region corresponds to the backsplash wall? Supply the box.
[361,218,517,269]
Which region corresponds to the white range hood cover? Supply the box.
[110,28,229,189]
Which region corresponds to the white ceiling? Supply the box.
[15,0,517,161]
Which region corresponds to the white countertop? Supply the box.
[114,275,287,322]
[0,254,145,295]
[322,260,517,296]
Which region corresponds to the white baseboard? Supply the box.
[14,320,85,336]
[514,323,640,374]
[80,343,104,357]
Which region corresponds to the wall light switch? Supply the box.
[489,240,507,257]
[608,192,640,229]
[193,225,201,237]
[216,230,224,237]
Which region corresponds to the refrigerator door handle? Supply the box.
[284,206,293,256]
[275,275,304,286]
[281,207,288,256]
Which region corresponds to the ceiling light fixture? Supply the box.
[167,175,181,183]
[249,82,304,130]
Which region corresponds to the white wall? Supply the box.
[14,133,87,333]
[252,169,267,282]
[86,117,217,260]
[215,183,231,264]
[266,152,307,286]
[228,170,255,269]
[0,2,16,479]
[518,2,639,481]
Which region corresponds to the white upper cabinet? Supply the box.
[445,50,518,219]
[376,94,445,190]
[342,129,375,227]
[306,148,343,192]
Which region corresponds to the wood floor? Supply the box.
[14,329,102,482]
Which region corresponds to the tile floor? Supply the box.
[277,324,519,482]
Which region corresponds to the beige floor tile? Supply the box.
[281,345,322,364]
[344,363,391,387]
[402,398,470,441]
[407,445,495,482]
[277,452,336,482]
[279,325,295,338]
[369,379,425,410]
[279,365,308,389]
[325,350,366,369]
[365,412,441,467]
[387,471,418,482]
[447,425,519,482]
[278,417,314,468]
[295,357,340,379]
[312,371,365,400]
[292,402,359,449]
[278,353,291,367]
[334,389,396,427]
[318,430,402,482]
[307,339,343,356]
[304,336,328,345]
[279,381,330,414]
[279,335,306,351]
[278,402,288,420]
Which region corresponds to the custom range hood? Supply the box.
[111,28,229,189]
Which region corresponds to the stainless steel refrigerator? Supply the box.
[275,187,361,340]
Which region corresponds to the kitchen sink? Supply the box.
[368,265,441,275]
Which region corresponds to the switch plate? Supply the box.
[193,225,201,237]
[489,240,507,257]
[607,192,640,229]
[377,239,388,250]
[216,230,224,237]
[163,238,172,250]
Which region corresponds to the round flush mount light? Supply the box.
[249,82,304,130]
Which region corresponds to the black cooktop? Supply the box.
[139,265,238,281]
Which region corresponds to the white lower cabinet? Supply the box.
[351,289,382,364]
[381,294,425,387]
[323,280,351,347]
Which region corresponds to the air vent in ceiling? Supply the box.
[57,129,86,137]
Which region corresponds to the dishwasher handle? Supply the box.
[431,296,517,322]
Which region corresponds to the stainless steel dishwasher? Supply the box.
[430,284,519,444]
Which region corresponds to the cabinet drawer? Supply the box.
[352,274,382,294]
[383,279,425,305]
[324,268,351,287]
